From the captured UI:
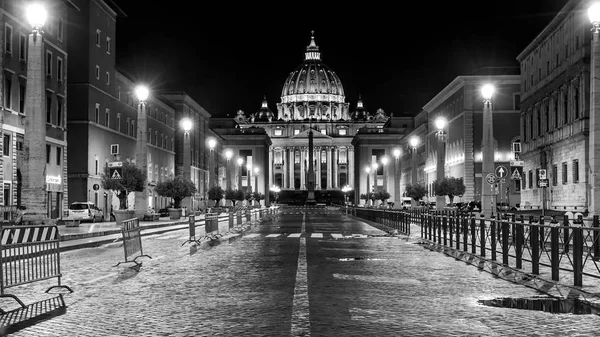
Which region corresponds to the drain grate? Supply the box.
[478,296,600,315]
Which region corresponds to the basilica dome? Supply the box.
[254,96,274,121]
[280,35,345,104]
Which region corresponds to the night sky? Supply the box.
[112,1,570,118]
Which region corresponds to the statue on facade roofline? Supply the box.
[234,109,249,124]
[371,108,389,123]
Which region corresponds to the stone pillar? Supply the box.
[134,101,149,218]
[289,147,295,189]
[590,24,600,216]
[315,146,320,189]
[436,132,446,210]
[333,147,338,189]
[22,30,48,224]
[327,146,332,189]
[482,95,495,218]
[283,147,287,189]
[349,147,355,189]
[268,147,273,188]
[300,148,305,189]
[394,154,401,208]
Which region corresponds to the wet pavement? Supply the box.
[1,207,599,336]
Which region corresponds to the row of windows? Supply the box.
[3,77,63,127]
[46,51,64,82]
[95,65,110,85]
[95,29,111,54]
[46,145,62,166]
[522,160,579,189]
[4,18,64,59]
[522,80,582,142]
[274,128,348,136]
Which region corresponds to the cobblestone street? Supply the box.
[3,207,600,336]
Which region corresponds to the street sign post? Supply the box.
[495,165,508,179]
[108,161,123,180]
[486,173,496,185]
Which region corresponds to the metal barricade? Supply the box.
[0,224,73,313]
[205,213,219,235]
[228,212,234,229]
[182,214,198,246]
[114,218,152,267]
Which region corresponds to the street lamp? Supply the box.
[207,138,216,189]
[237,157,244,190]
[589,3,600,216]
[365,166,371,206]
[253,166,260,202]
[181,118,192,180]
[381,156,389,195]
[342,185,352,215]
[270,185,281,204]
[133,84,150,217]
[481,84,495,218]
[435,116,447,210]
[225,150,233,191]
[410,136,419,186]
[246,163,253,192]
[22,3,48,224]
[393,149,401,208]
[372,162,379,193]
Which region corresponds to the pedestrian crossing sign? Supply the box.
[109,167,123,180]
[511,167,522,180]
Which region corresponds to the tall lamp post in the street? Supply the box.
[372,162,379,194]
[342,185,352,215]
[133,85,150,218]
[365,166,371,206]
[237,158,244,191]
[435,117,447,210]
[381,156,389,194]
[393,148,401,208]
[22,4,48,224]
[246,163,253,192]
[481,84,496,218]
[589,3,600,216]
[254,166,260,204]
[410,136,420,207]
[181,118,193,211]
[207,138,216,189]
[225,150,233,191]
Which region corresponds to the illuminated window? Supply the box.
[274,129,282,136]
[321,129,326,135]
[294,129,300,135]
[339,129,347,135]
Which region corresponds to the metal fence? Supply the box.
[0,224,73,313]
[347,207,413,236]
[115,218,151,267]
[421,213,600,287]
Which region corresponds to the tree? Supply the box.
[253,192,265,205]
[154,175,197,208]
[225,189,237,206]
[433,177,466,204]
[374,190,391,205]
[208,186,224,206]
[234,189,245,205]
[405,183,427,202]
[101,161,146,210]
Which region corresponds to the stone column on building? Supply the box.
[326,146,332,189]
[332,147,338,189]
[282,148,287,189]
[348,147,355,189]
[315,146,320,189]
[300,148,305,189]
[268,147,273,189]
[289,147,295,189]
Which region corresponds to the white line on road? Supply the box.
[243,233,260,238]
[311,233,323,238]
[331,234,345,239]
[265,234,281,238]
[288,233,302,238]
[291,212,310,336]
[333,273,420,285]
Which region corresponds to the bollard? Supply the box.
[471,217,477,255]
[229,212,234,229]
[479,218,486,257]
[237,210,242,226]
[563,214,570,253]
[573,227,583,287]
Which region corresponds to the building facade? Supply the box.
[517,0,591,213]
[0,0,71,220]
[420,75,522,207]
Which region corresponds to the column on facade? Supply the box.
[348,147,355,188]
[268,147,273,189]
[300,148,305,189]
[289,147,295,189]
[333,147,338,189]
[315,146,320,189]
[326,146,332,189]
[282,148,288,189]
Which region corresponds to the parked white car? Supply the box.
[68,201,104,223]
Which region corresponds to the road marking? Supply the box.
[333,273,420,285]
[291,212,310,336]
[81,272,117,285]
[265,234,280,238]
[288,233,302,238]
[243,233,260,238]
[311,233,323,238]
[331,234,345,239]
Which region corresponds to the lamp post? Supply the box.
[254,166,259,204]
[342,185,351,215]
[435,117,447,210]
[381,156,389,194]
[133,85,150,218]
[225,150,233,191]
[393,148,401,209]
[22,4,48,224]
[365,166,371,206]
[207,138,216,189]
[270,185,281,205]
[589,3,600,216]
[180,118,193,211]
[246,163,253,192]
[410,136,419,207]
[237,158,244,191]
[481,84,496,218]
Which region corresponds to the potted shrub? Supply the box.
[155,175,197,220]
[208,186,224,207]
[101,161,146,224]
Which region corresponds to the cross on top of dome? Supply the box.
[305,31,320,61]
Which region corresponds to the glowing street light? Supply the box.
[481,83,496,218]
[410,136,420,186]
[365,166,371,206]
[224,150,233,191]
[237,157,244,190]
[435,116,448,210]
[393,148,401,208]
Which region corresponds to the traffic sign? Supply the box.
[510,167,522,180]
[108,161,122,168]
[509,160,524,167]
[495,165,508,178]
[486,173,497,185]
[538,179,549,188]
[539,169,547,180]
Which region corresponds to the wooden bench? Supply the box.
[142,213,161,221]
